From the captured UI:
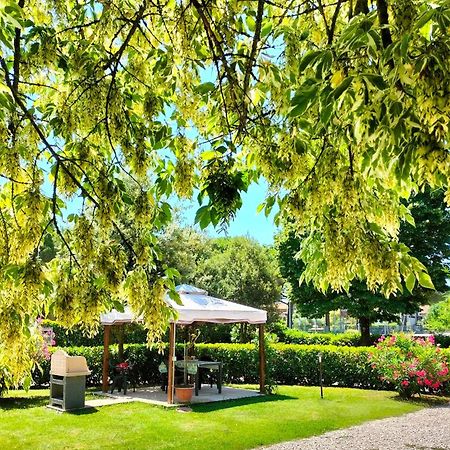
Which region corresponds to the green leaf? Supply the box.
[201,151,218,161]
[333,76,353,99]
[320,103,333,125]
[246,15,256,32]
[400,34,410,58]
[195,205,211,229]
[298,51,322,72]
[195,82,215,94]
[418,272,435,290]
[113,300,125,313]
[405,272,416,294]
[165,267,180,279]
[289,85,318,117]
[415,9,435,30]
[261,21,273,38]
[361,73,388,90]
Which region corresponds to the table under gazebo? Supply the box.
[100,285,267,404]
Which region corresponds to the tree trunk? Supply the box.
[359,316,372,346]
[324,312,331,332]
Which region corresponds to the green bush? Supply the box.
[31,343,450,394]
[273,326,378,347]
[29,343,380,389]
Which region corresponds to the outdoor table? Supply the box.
[175,360,223,396]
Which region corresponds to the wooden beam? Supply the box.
[118,324,124,361]
[258,324,266,394]
[167,322,176,404]
[102,325,111,393]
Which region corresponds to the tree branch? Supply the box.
[241,0,265,131]
[376,0,392,48]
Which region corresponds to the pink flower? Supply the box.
[417,379,423,386]
[431,382,440,389]
[428,335,435,345]
[401,380,410,387]
[378,336,386,342]
[424,379,432,386]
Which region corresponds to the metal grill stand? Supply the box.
[49,350,91,411]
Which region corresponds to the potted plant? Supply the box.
[175,342,197,403]
[174,384,194,403]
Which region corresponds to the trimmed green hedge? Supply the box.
[28,343,376,389]
[274,328,379,347]
[31,343,450,393]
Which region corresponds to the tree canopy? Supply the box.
[195,236,282,320]
[1,0,450,386]
[276,189,450,343]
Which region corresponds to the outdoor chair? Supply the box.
[158,362,168,392]
[110,362,136,395]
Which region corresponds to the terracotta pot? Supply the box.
[175,386,194,403]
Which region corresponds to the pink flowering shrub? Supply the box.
[370,333,450,399]
[36,318,56,362]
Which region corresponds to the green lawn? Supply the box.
[0,386,442,450]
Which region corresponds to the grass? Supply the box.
[0,385,443,450]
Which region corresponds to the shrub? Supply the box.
[30,341,450,395]
[273,327,379,347]
[31,342,383,390]
[370,334,450,399]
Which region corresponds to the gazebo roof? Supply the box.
[100,284,267,326]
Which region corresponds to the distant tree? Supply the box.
[398,190,450,297]
[425,295,450,332]
[277,190,450,345]
[158,223,210,285]
[196,236,282,342]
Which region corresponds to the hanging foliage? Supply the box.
[0,0,449,387]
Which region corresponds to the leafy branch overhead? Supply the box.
[0,0,449,386]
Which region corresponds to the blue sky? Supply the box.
[177,179,279,245]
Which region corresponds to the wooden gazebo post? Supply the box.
[167,322,176,404]
[259,323,266,394]
[102,325,111,393]
[118,324,124,362]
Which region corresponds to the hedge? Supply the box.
[273,328,379,346]
[30,343,450,394]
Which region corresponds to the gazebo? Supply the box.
[100,285,268,404]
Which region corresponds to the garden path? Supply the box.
[262,403,450,450]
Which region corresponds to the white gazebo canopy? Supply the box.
[100,284,268,402]
[100,284,267,326]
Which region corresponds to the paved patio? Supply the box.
[88,385,262,408]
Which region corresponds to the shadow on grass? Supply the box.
[391,394,450,407]
[0,395,48,410]
[192,393,296,413]
[66,406,99,415]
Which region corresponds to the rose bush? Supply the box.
[370,333,450,398]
